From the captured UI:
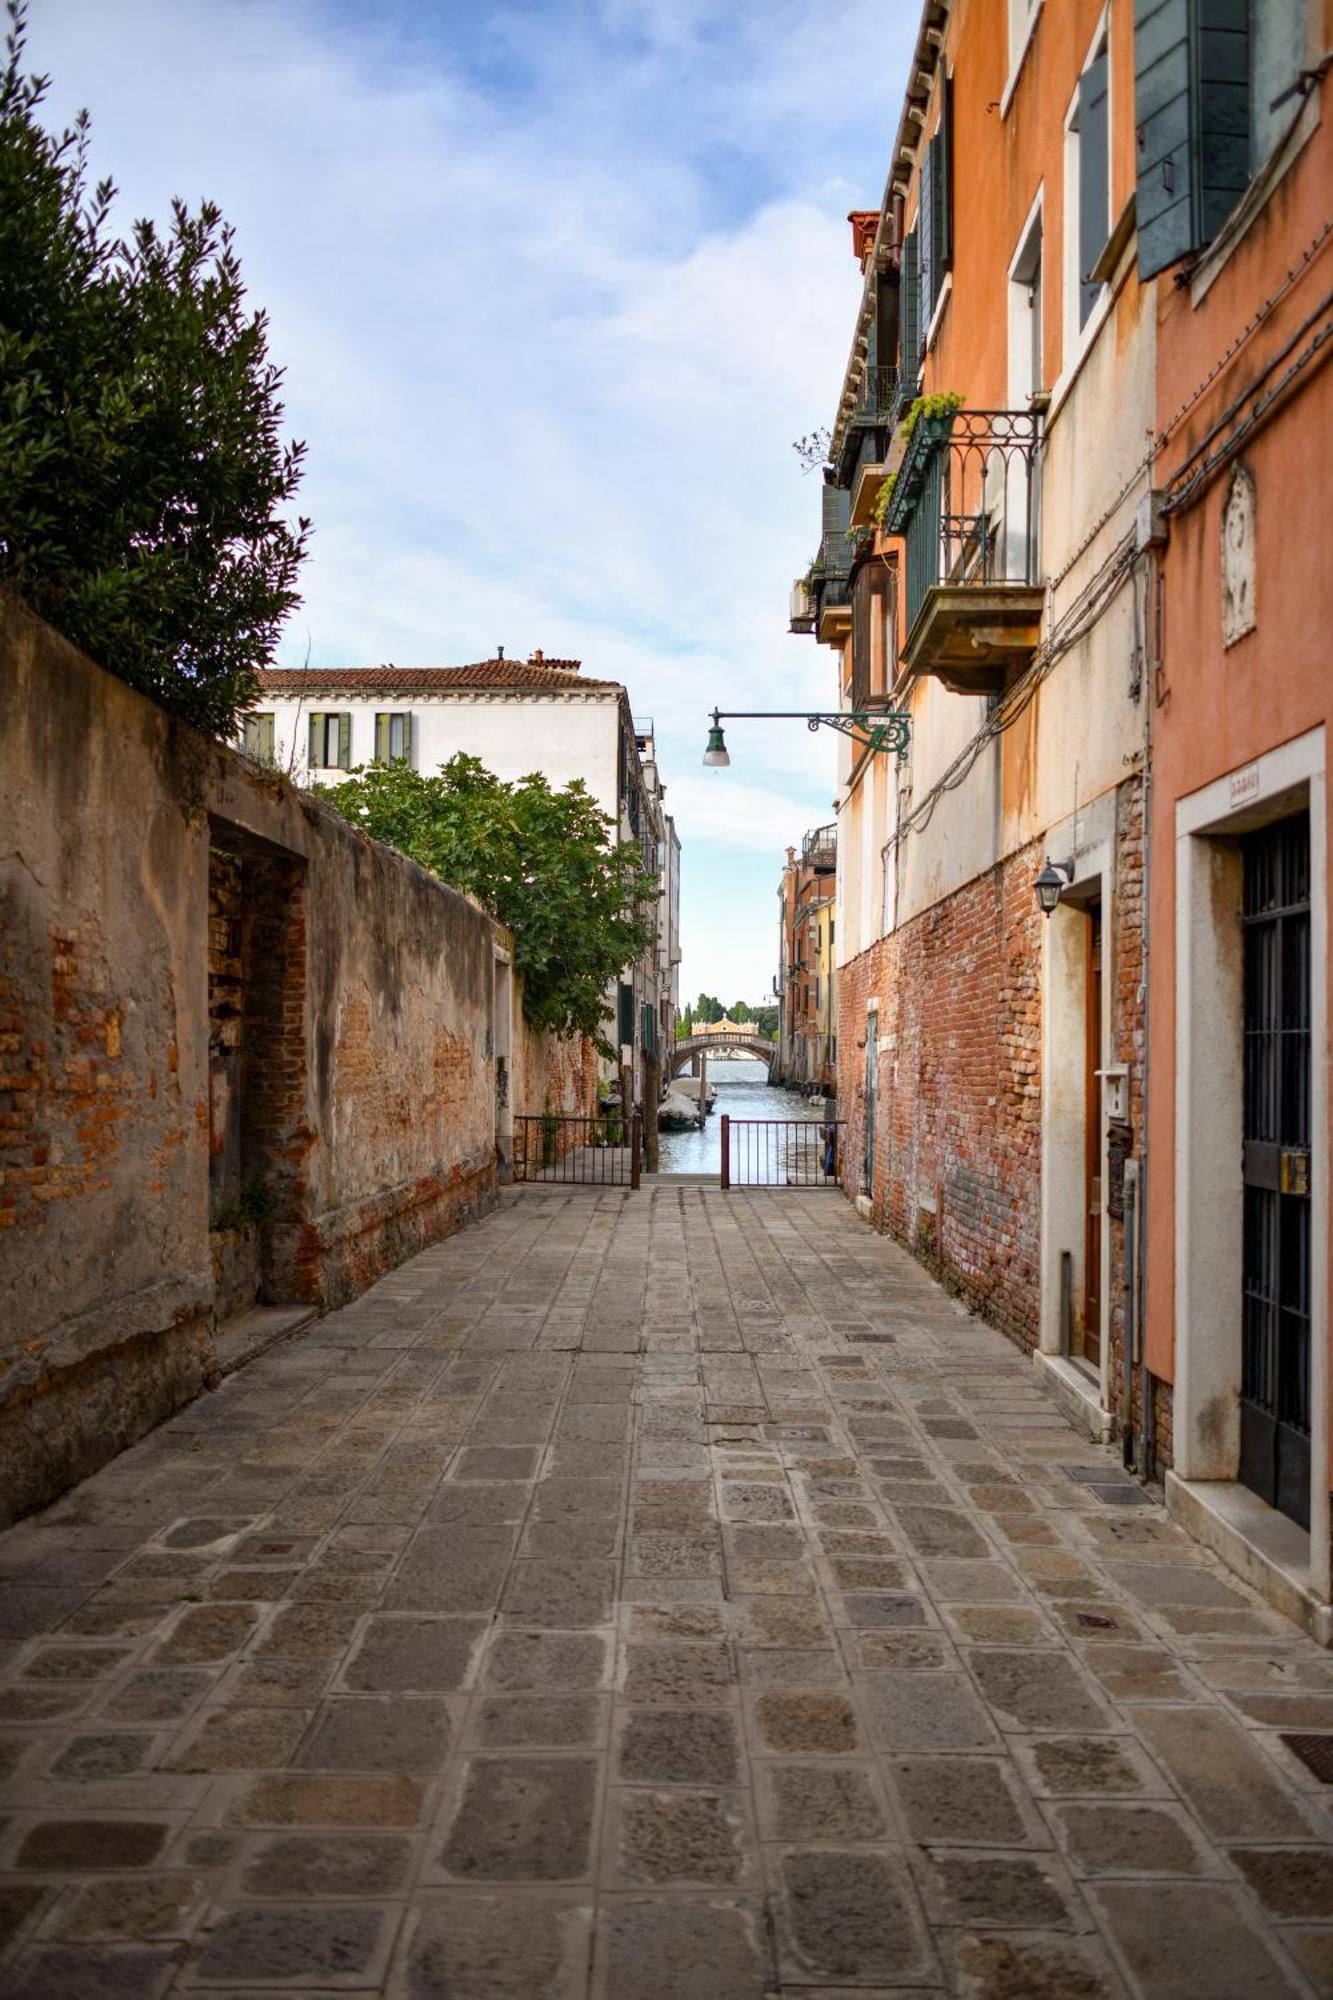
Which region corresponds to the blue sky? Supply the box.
[30,0,914,1004]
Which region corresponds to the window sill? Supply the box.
[999,0,1043,120]
[1046,278,1116,432]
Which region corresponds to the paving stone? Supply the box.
[1232,1845,1333,1918]
[896,1506,991,1557]
[254,1602,359,1659]
[1090,1881,1307,1998]
[850,1630,952,1671]
[740,1646,852,1689]
[865,1670,1001,1751]
[1134,1707,1314,1838]
[173,1703,310,1771]
[888,1755,1032,1846]
[1079,1642,1193,1701]
[842,1591,926,1628]
[618,1709,741,1784]
[623,1641,735,1704]
[601,1897,768,2000]
[531,1478,622,1521]
[406,1892,590,1999]
[230,1770,425,1826]
[238,1829,413,1895]
[440,1756,597,1880]
[740,1598,833,1649]
[628,1603,727,1642]
[455,1445,540,1480]
[948,1932,1121,1999]
[921,1850,1076,1929]
[484,1630,607,1691]
[779,1848,931,1983]
[474,1694,607,1747]
[966,1648,1111,1731]
[1025,1735,1154,1797]
[753,1691,859,1753]
[53,1875,203,1940]
[1,1945,178,1999]
[949,1605,1053,1646]
[299,1695,452,1770]
[614,1786,751,1884]
[222,1656,333,1706]
[761,1762,888,1841]
[47,1728,155,1779]
[23,1644,132,1680]
[0,1883,47,1954]
[523,1519,621,1561]
[196,1903,385,1981]
[16,1819,167,1869]
[503,1559,615,1627]
[101,1668,212,1720]
[344,1615,485,1692]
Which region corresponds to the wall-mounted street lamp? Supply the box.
[703,707,911,769]
[1033,857,1075,917]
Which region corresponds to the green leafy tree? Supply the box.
[676,1004,694,1040]
[694,993,723,1024]
[752,1004,779,1040]
[321,755,656,1053]
[730,999,753,1024]
[0,4,308,736]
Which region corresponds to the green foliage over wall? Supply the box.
[0,4,307,736]
[321,755,656,1054]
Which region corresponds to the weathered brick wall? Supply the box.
[839,836,1045,1349]
[839,780,1160,1452]
[0,601,505,1521]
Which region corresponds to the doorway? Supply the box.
[1077,900,1103,1368]
[1239,812,1312,1527]
[863,1008,878,1198]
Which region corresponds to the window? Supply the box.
[1008,205,1044,404]
[917,76,954,342]
[308,712,352,771]
[900,229,921,385]
[373,712,414,764]
[242,712,276,764]
[617,982,635,1050]
[1065,32,1110,339]
[1135,0,1308,280]
[1007,0,1040,66]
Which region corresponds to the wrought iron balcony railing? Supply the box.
[853,365,899,421]
[883,408,1042,639]
[802,823,837,870]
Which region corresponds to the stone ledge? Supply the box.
[1033,1350,1112,1443]
[215,1304,320,1379]
[1165,1471,1333,1648]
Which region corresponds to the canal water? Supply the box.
[656,1057,830,1178]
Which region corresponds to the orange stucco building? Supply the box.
[796,0,1333,1632]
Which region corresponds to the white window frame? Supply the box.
[1056,10,1113,406]
[1000,0,1043,118]
[375,710,415,765]
[310,712,352,772]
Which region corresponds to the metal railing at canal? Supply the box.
[720,1116,843,1190]
[512,1113,641,1189]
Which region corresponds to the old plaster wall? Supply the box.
[0,603,502,1523]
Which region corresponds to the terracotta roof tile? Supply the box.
[255,661,622,694]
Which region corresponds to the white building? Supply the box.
[242,653,679,1104]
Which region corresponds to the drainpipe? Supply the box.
[1137,551,1158,1484]
[1122,1159,1139,1470]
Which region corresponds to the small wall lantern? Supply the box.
[1034,857,1074,917]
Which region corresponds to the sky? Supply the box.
[28,0,915,1004]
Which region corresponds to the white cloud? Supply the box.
[27,0,912,1000]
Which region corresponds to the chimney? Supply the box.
[530,648,543,664]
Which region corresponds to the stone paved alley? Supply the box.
[3,1188,1333,1998]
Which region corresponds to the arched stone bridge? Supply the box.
[669,1032,776,1079]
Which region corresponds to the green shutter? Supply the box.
[338,713,352,770]
[1079,48,1110,324]
[375,714,389,764]
[1135,0,1251,279]
[900,229,920,390]
[918,138,936,332]
[309,713,321,768]
[936,75,953,275]
[1195,0,1249,241]
[617,982,635,1049]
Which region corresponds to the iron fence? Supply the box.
[513,1113,641,1189]
[720,1115,843,1190]
[892,409,1042,637]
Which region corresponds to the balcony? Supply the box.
[839,366,899,520]
[789,576,816,636]
[802,823,837,873]
[884,408,1044,696]
[814,531,853,644]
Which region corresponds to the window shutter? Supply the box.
[375,714,389,763]
[1079,48,1110,325]
[408,713,417,768]
[618,982,635,1049]
[338,713,352,770]
[1195,0,1249,241]
[918,140,936,332]
[260,714,275,762]
[900,230,920,388]
[936,75,954,275]
[309,713,321,769]
[1135,0,1251,279]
